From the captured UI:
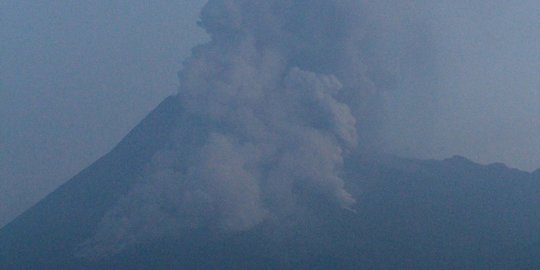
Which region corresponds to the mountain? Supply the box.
[0,96,182,269]
[1,97,540,269]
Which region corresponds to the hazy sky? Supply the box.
[0,0,207,226]
[375,1,540,169]
[1,0,539,227]
[421,1,540,168]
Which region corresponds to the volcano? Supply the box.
[1,96,540,269]
[3,0,540,269]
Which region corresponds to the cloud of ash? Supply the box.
[78,0,392,257]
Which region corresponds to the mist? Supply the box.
[2,0,540,232]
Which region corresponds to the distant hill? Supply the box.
[1,97,539,269]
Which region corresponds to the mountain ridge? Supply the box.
[1,96,539,269]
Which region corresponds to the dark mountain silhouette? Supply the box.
[1,97,539,269]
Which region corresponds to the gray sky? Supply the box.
[1,0,539,227]
[376,1,540,169]
[0,0,207,226]
[425,1,540,169]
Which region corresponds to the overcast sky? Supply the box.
[0,0,207,226]
[376,1,540,169]
[1,1,539,227]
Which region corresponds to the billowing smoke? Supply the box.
[78,0,388,258]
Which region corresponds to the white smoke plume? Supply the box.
[79,0,385,257]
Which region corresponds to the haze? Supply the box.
[1,0,539,229]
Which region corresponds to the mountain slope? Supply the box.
[1,97,539,269]
[0,96,182,269]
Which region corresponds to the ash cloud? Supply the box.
[78,0,413,257]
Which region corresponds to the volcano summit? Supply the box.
[2,1,540,269]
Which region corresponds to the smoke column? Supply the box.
[78,0,389,257]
